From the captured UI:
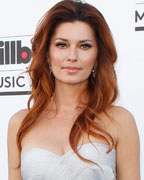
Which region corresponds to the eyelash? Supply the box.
[55,43,92,49]
[56,43,66,48]
[81,44,92,49]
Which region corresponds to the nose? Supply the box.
[67,46,77,62]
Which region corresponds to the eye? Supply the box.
[56,42,67,48]
[80,43,92,49]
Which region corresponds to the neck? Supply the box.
[52,80,88,112]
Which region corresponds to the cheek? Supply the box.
[49,47,66,69]
[50,52,63,68]
[82,55,96,70]
[51,58,61,68]
[79,48,97,68]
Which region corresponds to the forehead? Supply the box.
[52,21,96,41]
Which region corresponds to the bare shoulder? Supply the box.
[7,109,29,178]
[108,105,136,127]
[9,109,28,123]
[109,106,140,179]
[8,109,29,140]
[105,105,139,146]
[8,108,29,144]
[8,109,28,130]
[109,105,140,158]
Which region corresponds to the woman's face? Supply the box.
[49,21,98,85]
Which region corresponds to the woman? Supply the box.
[7,0,140,179]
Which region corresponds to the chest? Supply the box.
[21,111,118,155]
[21,113,78,153]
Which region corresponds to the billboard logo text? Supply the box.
[0,40,31,65]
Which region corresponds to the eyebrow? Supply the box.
[54,38,93,43]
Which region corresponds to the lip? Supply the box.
[62,66,81,70]
[62,66,81,73]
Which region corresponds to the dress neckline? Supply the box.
[21,142,115,158]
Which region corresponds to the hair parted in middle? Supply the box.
[17,0,118,166]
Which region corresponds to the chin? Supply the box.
[56,77,88,85]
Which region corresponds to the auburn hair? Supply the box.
[17,0,118,165]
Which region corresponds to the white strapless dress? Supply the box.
[21,142,116,180]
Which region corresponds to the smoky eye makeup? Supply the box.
[55,42,67,48]
[55,42,92,49]
[80,43,92,49]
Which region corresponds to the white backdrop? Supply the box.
[0,0,143,179]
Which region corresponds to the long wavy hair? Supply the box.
[17,0,118,165]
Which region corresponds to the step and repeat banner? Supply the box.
[0,0,143,179]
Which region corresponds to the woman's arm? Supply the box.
[7,109,28,180]
[115,107,140,180]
